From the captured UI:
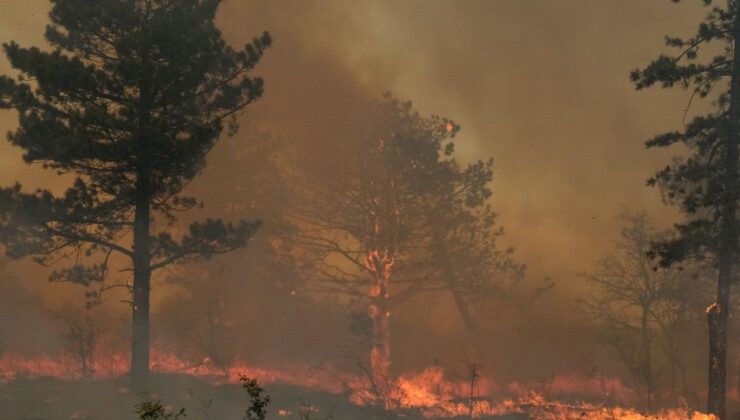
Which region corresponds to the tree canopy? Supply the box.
[631,0,740,415]
[0,0,271,389]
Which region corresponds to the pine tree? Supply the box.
[287,94,521,404]
[288,95,454,399]
[0,0,270,390]
[631,0,740,416]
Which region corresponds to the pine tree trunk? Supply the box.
[707,2,740,416]
[708,294,729,418]
[130,178,151,391]
[369,278,391,401]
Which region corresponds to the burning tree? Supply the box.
[288,95,444,396]
[288,94,519,404]
[0,0,270,390]
[631,1,740,416]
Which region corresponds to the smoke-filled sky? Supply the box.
[0,0,708,291]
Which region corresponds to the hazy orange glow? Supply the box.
[0,352,718,419]
[0,2,728,419]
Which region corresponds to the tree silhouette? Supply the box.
[288,95,449,398]
[0,0,270,390]
[631,1,740,416]
[426,156,524,356]
[288,94,520,403]
[582,212,709,409]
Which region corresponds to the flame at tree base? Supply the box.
[0,351,719,419]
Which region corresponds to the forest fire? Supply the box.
[0,350,718,419]
[0,350,346,394]
[2,0,740,419]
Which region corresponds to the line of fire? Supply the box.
[1,1,740,419]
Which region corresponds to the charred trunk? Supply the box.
[708,271,732,418]
[708,2,740,417]
[369,278,391,398]
[708,296,729,418]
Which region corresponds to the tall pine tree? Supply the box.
[0,0,270,390]
[631,0,740,416]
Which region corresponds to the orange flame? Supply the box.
[0,351,718,419]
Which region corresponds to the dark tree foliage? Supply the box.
[134,399,186,420]
[0,0,270,390]
[631,0,740,416]
[241,376,271,420]
[426,148,524,347]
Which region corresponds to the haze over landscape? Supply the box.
[0,1,738,419]
[0,0,707,283]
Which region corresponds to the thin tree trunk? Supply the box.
[668,338,682,400]
[451,288,481,361]
[130,178,151,391]
[641,306,654,411]
[466,361,480,419]
[708,2,740,417]
[452,288,476,337]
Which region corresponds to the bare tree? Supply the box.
[55,306,103,379]
[157,264,240,376]
[460,357,482,419]
[582,212,707,409]
[652,267,710,400]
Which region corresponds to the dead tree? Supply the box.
[56,307,103,379]
[582,212,701,409]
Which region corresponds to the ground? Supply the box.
[0,373,719,420]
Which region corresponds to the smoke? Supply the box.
[0,0,717,399]
[209,0,710,282]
